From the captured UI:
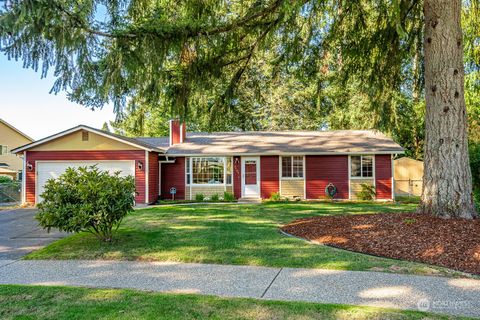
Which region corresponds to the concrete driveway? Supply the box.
[0,208,66,260]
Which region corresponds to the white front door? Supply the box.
[242,157,260,198]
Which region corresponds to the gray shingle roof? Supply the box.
[12,125,403,156]
[134,137,170,150]
[145,130,403,155]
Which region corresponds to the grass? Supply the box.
[0,285,469,320]
[26,202,457,276]
[394,196,421,204]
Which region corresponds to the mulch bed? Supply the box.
[281,213,480,275]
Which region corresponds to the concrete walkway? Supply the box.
[0,260,479,317]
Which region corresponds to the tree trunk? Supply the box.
[420,0,477,218]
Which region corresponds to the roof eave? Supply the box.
[11,125,165,154]
[164,150,405,156]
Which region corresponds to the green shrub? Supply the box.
[469,142,480,211]
[0,176,13,184]
[357,183,376,201]
[470,142,480,191]
[474,188,480,212]
[269,192,282,201]
[211,193,220,201]
[223,192,235,202]
[36,166,135,242]
[195,193,205,202]
[395,195,421,204]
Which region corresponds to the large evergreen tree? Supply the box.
[0,0,477,218]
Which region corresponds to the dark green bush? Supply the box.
[211,193,220,201]
[223,191,235,202]
[470,142,480,191]
[36,166,135,242]
[395,195,421,204]
[195,193,205,202]
[357,183,376,201]
[474,188,480,212]
[0,176,13,184]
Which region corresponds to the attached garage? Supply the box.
[12,125,165,206]
[36,161,135,203]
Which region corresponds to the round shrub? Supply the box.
[36,166,135,242]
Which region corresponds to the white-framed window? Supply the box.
[351,155,373,178]
[186,158,191,184]
[0,145,8,155]
[281,156,304,178]
[186,157,233,185]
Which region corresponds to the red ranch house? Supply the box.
[12,120,404,205]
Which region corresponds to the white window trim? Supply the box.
[391,154,395,200]
[145,151,149,204]
[280,155,305,179]
[349,155,375,179]
[186,156,233,187]
[22,151,26,204]
[226,157,233,186]
[185,157,191,185]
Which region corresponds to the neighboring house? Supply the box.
[0,119,34,179]
[394,157,423,196]
[12,120,404,205]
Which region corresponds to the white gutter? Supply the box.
[165,151,405,157]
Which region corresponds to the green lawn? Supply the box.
[26,202,456,275]
[0,285,468,320]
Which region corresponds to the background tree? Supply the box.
[1,0,478,217]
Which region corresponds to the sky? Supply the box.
[0,54,116,140]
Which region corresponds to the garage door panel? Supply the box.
[36,161,135,203]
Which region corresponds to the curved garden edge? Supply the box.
[279,212,480,278]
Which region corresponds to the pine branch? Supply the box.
[55,0,291,40]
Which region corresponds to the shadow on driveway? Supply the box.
[0,208,66,259]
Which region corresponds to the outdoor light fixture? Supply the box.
[27,162,33,171]
[137,161,143,171]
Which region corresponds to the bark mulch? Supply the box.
[281,213,480,275]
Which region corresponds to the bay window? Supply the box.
[186,157,233,185]
[350,155,373,178]
[281,156,304,178]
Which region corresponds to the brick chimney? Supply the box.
[169,119,186,146]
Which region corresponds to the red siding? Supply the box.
[260,156,279,199]
[375,155,392,199]
[233,156,241,199]
[305,155,349,199]
[148,152,160,204]
[25,150,146,205]
[161,157,185,200]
